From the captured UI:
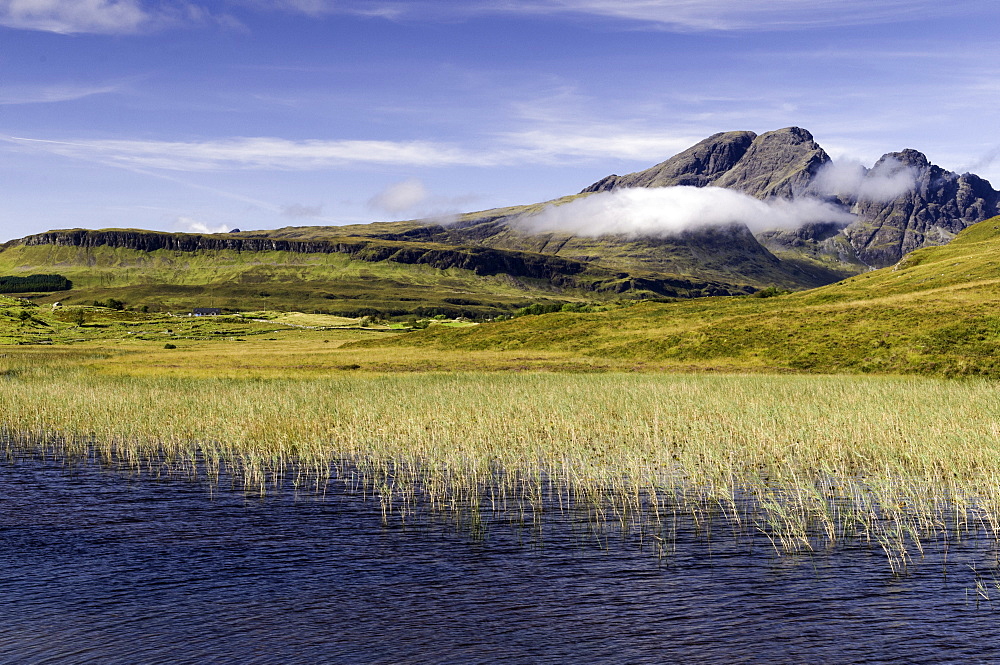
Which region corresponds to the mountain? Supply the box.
[840,149,1000,266]
[582,127,827,199]
[583,127,1000,269]
[1,127,995,316]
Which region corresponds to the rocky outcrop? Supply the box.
[13,229,588,280]
[19,229,365,255]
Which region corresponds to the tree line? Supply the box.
[0,274,72,293]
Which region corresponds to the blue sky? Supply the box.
[0,0,997,240]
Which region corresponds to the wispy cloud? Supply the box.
[812,157,918,202]
[0,83,120,105]
[2,0,978,34]
[5,136,480,170]
[368,178,481,219]
[8,125,987,187]
[4,131,705,171]
[236,0,404,19]
[243,0,978,31]
[368,179,429,215]
[512,0,973,31]
[0,0,149,34]
[0,0,238,34]
[502,129,698,163]
[957,147,1000,175]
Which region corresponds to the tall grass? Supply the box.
[3,358,1000,571]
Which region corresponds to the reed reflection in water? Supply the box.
[1,457,1000,664]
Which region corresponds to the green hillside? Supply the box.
[353,216,1000,376]
[1,216,998,378]
[0,241,590,318]
[269,200,853,291]
[0,224,782,317]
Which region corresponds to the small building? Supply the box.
[191,308,222,316]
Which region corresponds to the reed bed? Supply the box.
[3,358,1000,572]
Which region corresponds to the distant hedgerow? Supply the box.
[0,274,72,293]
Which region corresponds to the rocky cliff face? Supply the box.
[14,229,588,281]
[8,229,750,298]
[583,127,1000,268]
[841,150,1000,266]
[713,127,830,199]
[582,130,757,192]
[584,128,830,199]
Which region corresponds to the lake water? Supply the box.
[2,457,1000,664]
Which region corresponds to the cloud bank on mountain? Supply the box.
[520,186,854,237]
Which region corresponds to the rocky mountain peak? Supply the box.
[580,127,1000,270]
[712,127,830,199]
[581,130,755,193]
[876,148,930,170]
[583,126,830,200]
[757,126,815,146]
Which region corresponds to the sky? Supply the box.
[0,0,998,241]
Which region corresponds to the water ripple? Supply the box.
[1,459,999,664]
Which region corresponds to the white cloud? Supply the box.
[174,216,229,234]
[513,0,970,31]
[957,147,1000,175]
[0,0,239,34]
[502,129,698,163]
[858,157,919,201]
[6,136,480,170]
[813,157,918,202]
[811,159,868,199]
[5,0,970,35]
[0,0,151,33]
[366,178,483,220]
[5,130,700,171]
[520,186,854,237]
[368,179,429,215]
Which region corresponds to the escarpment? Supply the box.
[8,228,750,298]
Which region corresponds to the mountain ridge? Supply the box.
[582,127,1000,268]
[2,127,996,315]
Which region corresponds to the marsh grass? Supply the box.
[3,360,1000,573]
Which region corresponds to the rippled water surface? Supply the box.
[2,458,1000,664]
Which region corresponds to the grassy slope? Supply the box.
[0,243,580,317]
[4,215,1000,378]
[0,292,603,376]
[265,198,849,292]
[0,220,766,315]
[0,190,856,316]
[355,216,1000,376]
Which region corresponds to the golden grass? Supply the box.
[3,354,999,572]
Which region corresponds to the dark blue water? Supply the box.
[2,458,1000,664]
